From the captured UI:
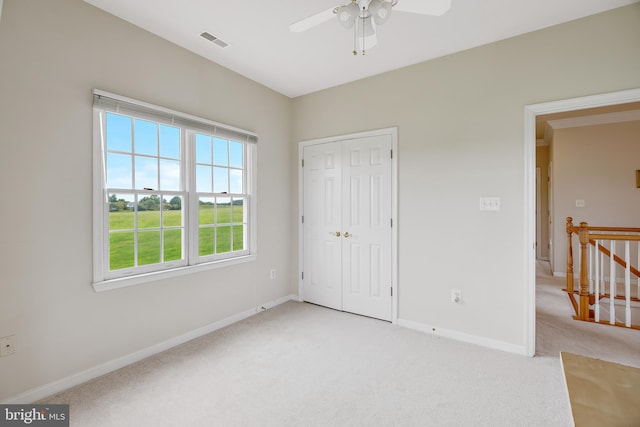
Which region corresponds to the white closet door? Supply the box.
[302,142,343,310]
[302,134,393,321]
[341,135,392,321]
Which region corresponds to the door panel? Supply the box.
[303,142,342,310]
[342,135,392,321]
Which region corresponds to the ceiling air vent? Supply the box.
[200,32,229,48]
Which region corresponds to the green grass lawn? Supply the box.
[109,205,244,270]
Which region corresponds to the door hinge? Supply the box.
[390,218,393,228]
[390,149,393,159]
[302,159,304,167]
[301,272,304,280]
[302,215,304,224]
[390,287,393,297]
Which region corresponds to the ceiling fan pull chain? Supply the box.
[353,17,357,55]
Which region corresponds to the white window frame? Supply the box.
[92,90,257,292]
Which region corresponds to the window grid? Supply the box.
[93,90,256,288]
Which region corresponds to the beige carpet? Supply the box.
[36,262,638,426]
[561,352,640,427]
[535,261,640,368]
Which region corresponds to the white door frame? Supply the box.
[298,127,399,323]
[523,88,640,357]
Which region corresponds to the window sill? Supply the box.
[92,254,257,292]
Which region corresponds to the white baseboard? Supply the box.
[396,318,528,356]
[3,294,298,404]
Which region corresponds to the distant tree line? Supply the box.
[109,194,182,212]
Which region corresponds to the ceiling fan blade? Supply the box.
[289,7,336,33]
[393,0,451,16]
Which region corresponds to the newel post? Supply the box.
[578,222,590,321]
[566,217,575,293]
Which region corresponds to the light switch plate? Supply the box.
[575,199,585,208]
[480,197,500,211]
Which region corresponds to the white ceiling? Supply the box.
[83,0,638,98]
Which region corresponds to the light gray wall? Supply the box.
[0,0,293,401]
[552,120,640,274]
[292,4,640,348]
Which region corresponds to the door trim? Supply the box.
[298,127,399,323]
[524,88,640,357]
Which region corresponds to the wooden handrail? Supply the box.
[587,226,640,233]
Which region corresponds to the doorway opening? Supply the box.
[524,88,640,356]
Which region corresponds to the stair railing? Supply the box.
[565,217,640,329]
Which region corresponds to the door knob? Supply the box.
[330,231,341,237]
[343,232,351,238]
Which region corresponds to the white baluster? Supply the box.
[589,243,593,293]
[600,249,605,288]
[625,241,631,328]
[610,240,616,325]
[595,240,600,322]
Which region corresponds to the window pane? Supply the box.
[134,119,157,156]
[199,197,214,225]
[106,113,132,153]
[108,193,134,230]
[196,165,212,192]
[109,231,134,270]
[195,134,211,164]
[98,105,253,280]
[214,137,228,166]
[160,159,180,191]
[164,229,182,262]
[230,169,242,194]
[231,198,244,223]
[160,125,180,159]
[213,167,228,193]
[199,227,214,256]
[232,225,244,251]
[135,156,158,190]
[138,230,161,266]
[137,194,161,228]
[106,153,132,189]
[163,196,182,226]
[216,226,231,254]
[229,141,243,168]
[217,198,231,224]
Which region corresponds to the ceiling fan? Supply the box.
[289,0,451,55]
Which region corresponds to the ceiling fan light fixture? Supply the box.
[336,2,360,29]
[289,0,450,55]
[368,0,393,25]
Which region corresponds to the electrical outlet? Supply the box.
[0,335,16,357]
[451,290,462,303]
[270,269,277,280]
